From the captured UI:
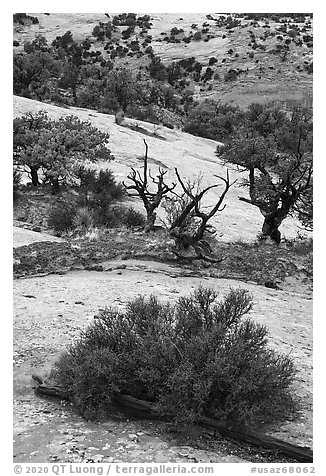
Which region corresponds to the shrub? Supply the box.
[76,167,124,204]
[93,205,145,229]
[94,205,121,228]
[13,168,22,202]
[115,110,125,125]
[283,233,313,256]
[53,287,298,427]
[122,206,146,227]
[72,207,94,229]
[48,201,77,234]
[184,100,243,141]
[92,169,125,201]
[224,69,238,82]
[13,13,39,25]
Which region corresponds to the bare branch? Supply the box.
[124,141,176,231]
[170,169,234,254]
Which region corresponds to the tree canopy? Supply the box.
[218,102,313,241]
[13,112,113,191]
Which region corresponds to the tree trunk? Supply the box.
[144,210,157,232]
[261,214,282,244]
[72,86,78,106]
[30,166,39,187]
[51,177,60,195]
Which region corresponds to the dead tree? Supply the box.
[123,140,176,232]
[170,168,236,260]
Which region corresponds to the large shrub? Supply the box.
[74,167,125,226]
[184,100,243,141]
[53,287,298,427]
[48,201,77,233]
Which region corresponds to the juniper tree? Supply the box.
[218,103,313,243]
[13,112,113,192]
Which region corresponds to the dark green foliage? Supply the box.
[97,205,145,229]
[184,100,243,141]
[53,287,298,427]
[178,57,196,72]
[112,13,137,27]
[13,49,60,100]
[101,68,137,112]
[13,112,113,190]
[193,31,202,41]
[219,102,313,239]
[13,169,22,202]
[243,13,310,22]
[224,69,238,82]
[148,55,167,81]
[74,166,125,225]
[48,201,77,233]
[170,27,184,36]
[122,207,146,227]
[202,67,213,82]
[13,13,39,25]
[46,166,139,233]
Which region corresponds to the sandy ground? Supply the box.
[13,257,312,463]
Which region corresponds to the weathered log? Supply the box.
[113,394,155,413]
[32,375,70,400]
[31,376,313,462]
[198,416,313,463]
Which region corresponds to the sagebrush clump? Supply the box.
[53,286,298,427]
[48,201,77,233]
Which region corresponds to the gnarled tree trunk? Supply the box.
[261,213,282,244]
[30,166,39,186]
[144,209,157,233]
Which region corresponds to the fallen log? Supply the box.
[32,376,313,463]
[32,375,70,400]
[172,249,224,263]
[198,416,313,463]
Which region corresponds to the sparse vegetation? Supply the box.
[12,14,313,460]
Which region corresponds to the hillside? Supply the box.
[13,95,303,242]
[12,13,313,465]
[13,12,313,108]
